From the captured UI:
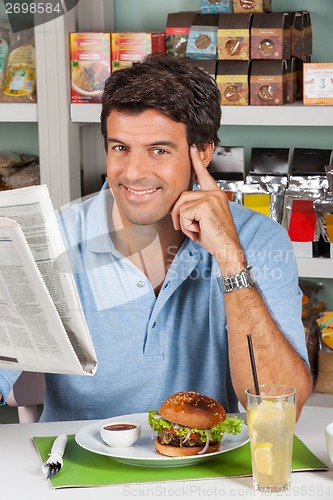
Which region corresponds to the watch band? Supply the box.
[217,265,256,293]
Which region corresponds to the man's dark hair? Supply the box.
[101,55,221,152]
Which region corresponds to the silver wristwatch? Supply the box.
[217,265,256,293]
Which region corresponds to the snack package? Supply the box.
[0,152,38,190]
[300,280,326,383]
[241,176,287,222]
[314,166,333,245]
[70,33,110,103]
[186,14,219,60]
[165,12,197,58]
[0,24,10,89]
[6,163,40,189]
[314,311,333,394]
[216,60,249,105]
[282,149,332,245]
[282,179,327,243]
[200,0,233,14]
[0,28,36,103]
[241,148,290,222]
[300,280,325,319]
[205,145,245,202]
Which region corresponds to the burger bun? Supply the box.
[159,391,226,429]
[155,437,221,457]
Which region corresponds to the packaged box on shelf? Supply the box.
[217,13,252,60]
[232,0,271,14]
[242,147,289,222]
[286,58,297,103]
[282,148,333,255]
[186,13,219,60]
[302,11,312,57]
[186,59,217,80]
[70,32,111,104]
[288,11,304,60]
[200,0,233,14]
[206,145,245,202]
[165,12,197,57]
[216,60,249,105]
[303,63,333,105]
[251,13,291,60]
[111,32,165,72]
[295,56,311,101]
[250,60,288,105]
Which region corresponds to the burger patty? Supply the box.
[157,430,218,448]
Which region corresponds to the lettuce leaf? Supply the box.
[148,409,243,443]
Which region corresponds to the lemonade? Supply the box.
[246,385,296,493]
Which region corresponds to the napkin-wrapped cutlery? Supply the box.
[42,434,68,479]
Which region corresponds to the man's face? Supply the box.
[106,109,192,226]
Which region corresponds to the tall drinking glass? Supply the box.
[245,384,296,493]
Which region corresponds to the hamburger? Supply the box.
[148,391,243,457]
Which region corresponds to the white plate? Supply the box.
[75,412,249,468]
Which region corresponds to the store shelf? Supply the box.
[71,103,101,123]
[71,101,333,126]
[0,103,38,122]
[297,257,333,279]
[221,102,333,127]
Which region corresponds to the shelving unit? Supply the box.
[71,102,333,127]
[0,0,332,280]
[0,103,38,122]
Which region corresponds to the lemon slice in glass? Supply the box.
[253,442,273,476]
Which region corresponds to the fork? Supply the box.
[44,434,68,480]
[47,462,62,479]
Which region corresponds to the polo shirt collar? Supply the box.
[86,182,117,254]
[85,182,205,264]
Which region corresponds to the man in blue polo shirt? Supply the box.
[0,55,312,422]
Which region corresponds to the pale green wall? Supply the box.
[0,0,333,305]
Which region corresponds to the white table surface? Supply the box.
[1,406,333,500]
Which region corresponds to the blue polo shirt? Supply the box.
[0,185,308,421]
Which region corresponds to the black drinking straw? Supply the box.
[247,334,260,396]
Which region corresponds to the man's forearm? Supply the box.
[224,286,313,420]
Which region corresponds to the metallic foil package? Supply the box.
[241,175,287,222]
[282,175,328,242]
[314,166,333,243]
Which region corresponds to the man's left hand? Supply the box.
[171,145,245,270]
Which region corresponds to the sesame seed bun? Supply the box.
[158,391,226,429]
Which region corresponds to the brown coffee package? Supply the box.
[288,11,304,60]
[251,13,291,60]
[216,60,249,105]
[186,59,217,80]
[250,60,288,105]
[286,58,297,103]
[217,13,252,60]
[165,12,197,57]
[295,56,311,101]
[233,0,271,14]
[302,11,312,57]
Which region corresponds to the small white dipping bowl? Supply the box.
[100,421,141,447]
[325,422,333,465]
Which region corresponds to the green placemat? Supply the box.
[33,434,328,489]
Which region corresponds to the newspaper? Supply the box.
[0,185,97,375]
